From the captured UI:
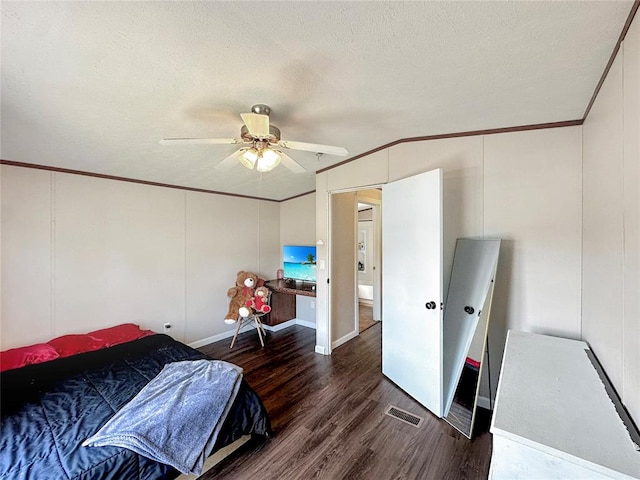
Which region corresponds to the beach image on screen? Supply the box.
[283,245,317,282]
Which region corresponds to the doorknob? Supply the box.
[464,306,475,315]
[425,301,436,310]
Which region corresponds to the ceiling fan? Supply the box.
[160,104,349,173]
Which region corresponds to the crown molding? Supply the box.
[0,159,280,203]
[583,0,639,119]
[316,119,583,174]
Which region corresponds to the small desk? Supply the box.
[264,279,316,326]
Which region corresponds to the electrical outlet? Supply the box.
[163,323,172,333]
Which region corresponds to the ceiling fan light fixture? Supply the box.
[239,148,258,169]
[256,148,281,172]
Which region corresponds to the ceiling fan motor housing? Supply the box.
[250,104,271,116]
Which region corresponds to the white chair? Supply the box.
[229,290,270,348]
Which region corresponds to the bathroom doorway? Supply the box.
[356,189,381,333]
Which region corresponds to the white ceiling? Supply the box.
[1,1,634,201]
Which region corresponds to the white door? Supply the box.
[382,168,444,417]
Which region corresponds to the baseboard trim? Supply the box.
[188,318,316,349]
[263,319,297,332]
[332,330,358,349]
[315,345,327,355]
[187,325,255,349]
[295,319,317,330]
[263,318,316,332]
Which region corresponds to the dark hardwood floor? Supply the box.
[358,303,377,333]
[198,324,492,480]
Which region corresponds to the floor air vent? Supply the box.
[384,405,424,428]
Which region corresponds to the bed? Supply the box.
[0,331,272,480]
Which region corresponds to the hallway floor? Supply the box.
[358,303,377,333]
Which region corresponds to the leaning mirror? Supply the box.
[442,238,500,438]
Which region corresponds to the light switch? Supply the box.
[319,260,326,270]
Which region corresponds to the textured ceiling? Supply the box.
[1,1,634,201]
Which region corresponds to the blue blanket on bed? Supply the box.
[83,359,243,475]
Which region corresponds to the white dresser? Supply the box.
[490,331,640,480]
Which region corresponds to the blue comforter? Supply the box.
[0,334,271,480]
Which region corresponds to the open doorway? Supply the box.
[357,203,376,332]
[356,190,382,333]
[329,188,382,350]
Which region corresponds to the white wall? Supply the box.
[279,193,315,249]
[279,192,317,326]
[1,167,53,344]
[184,191,279,343]
[296,295,316,326]
[484,127,583,400]
[0,166,280,348]
[53,173,186,338]
[315,172,330,353]
[582,15,639,424]
[622,13,640,426]
[258,200,281,284]
[315,126,583,404]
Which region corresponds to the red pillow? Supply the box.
[0,343,60,372]
[87,323,155,347]
[47,334,104,358]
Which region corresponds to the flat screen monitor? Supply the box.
[283,245,317,283]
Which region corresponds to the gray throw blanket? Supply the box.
[82,359,243,475]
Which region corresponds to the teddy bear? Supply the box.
[246,286,271,314]
[224,271,260,324]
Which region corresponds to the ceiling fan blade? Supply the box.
[160,138,240,145]
[278,151,307,173]
[278,140,348,156]
[240,113,270,137]
[215,149,244,171]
